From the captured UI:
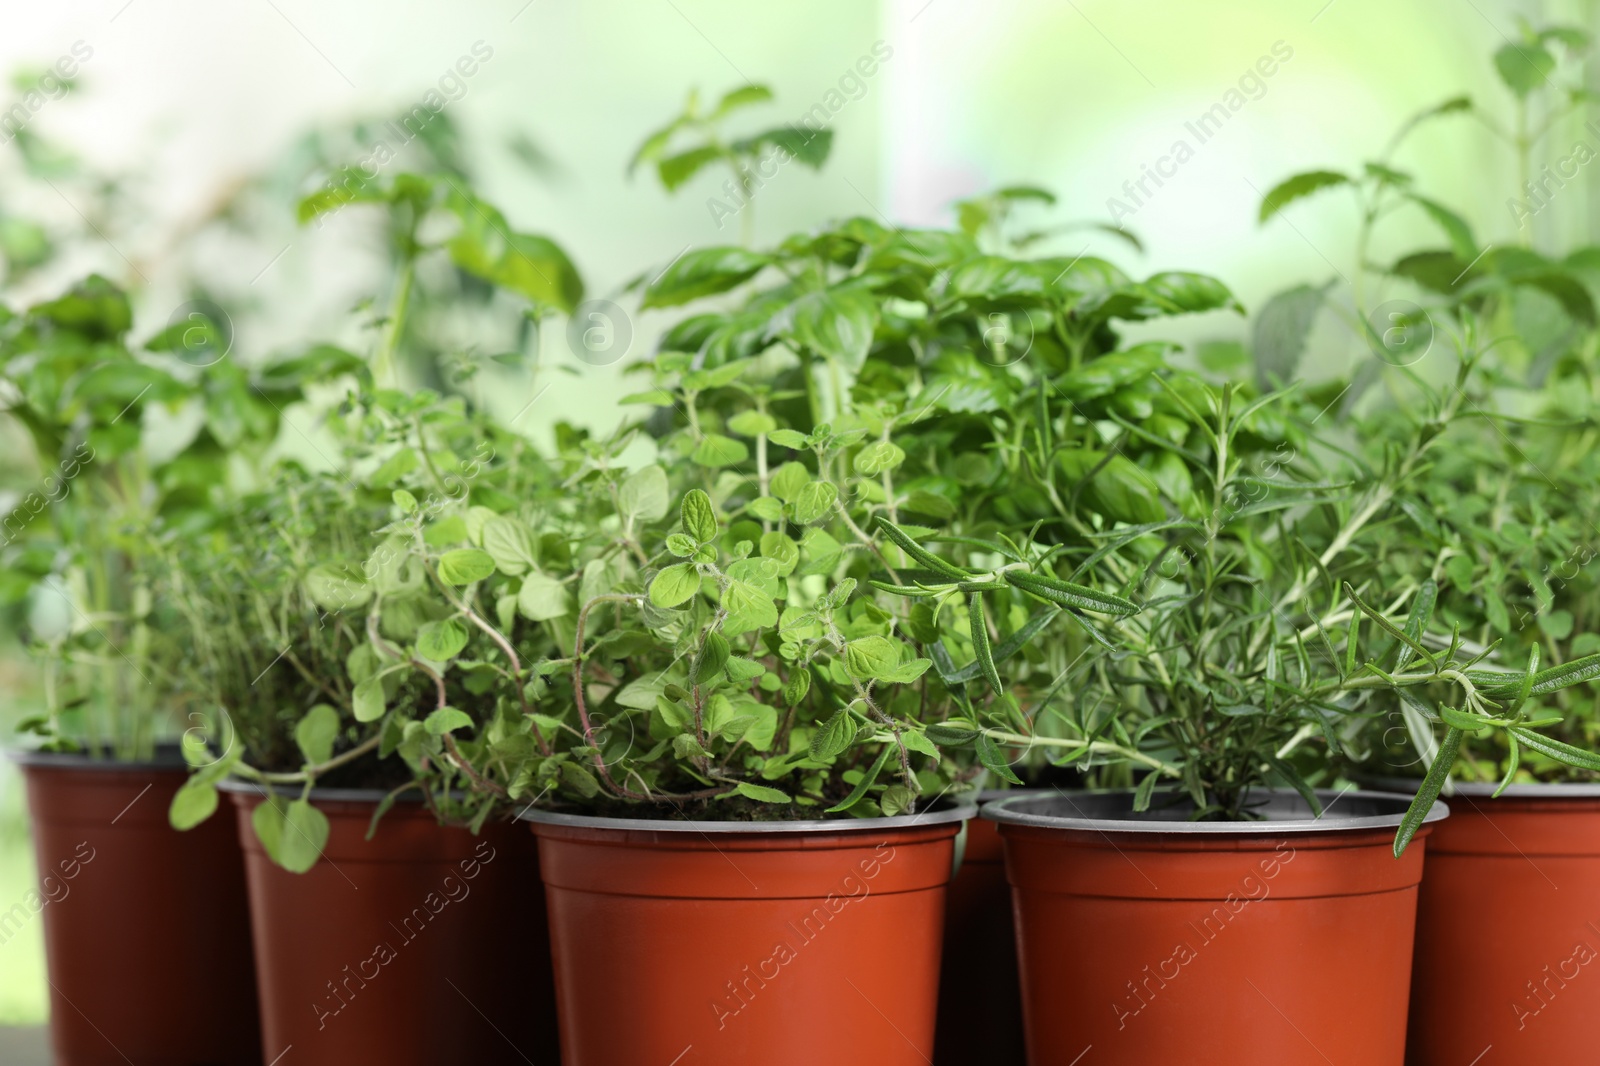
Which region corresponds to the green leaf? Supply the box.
[649,563,702,608]
[1345,583,1436,672]
[294,704,341,766]
[768,429,810,450]
[770,462,811,502]
[1507,726,1600,772]
[881,658,932,684]
[1394,726,1460,858]
[1494,42,1555,97]
[560,762,602,798]
[969,594,1003,694]
[724,580,778,630]
[279,799,331,875]
[1439,706,1490,733]
[1406,194,1477,261]
[783,668,811,706]
[251,797,286,863]
[642,247,769,309]
[446,195,582,312]
[681,489,718,543]
[734,125,833,168]
[168,781,219,831]
[925,723,980,746]
[1055,450,1166,525]
[826,745,895,813]
[1252,283,1329,389]
[810,707,856,759]
[619,465,671,524]
[658,145,723,191]
[975,732,1023,785]
[424,707,475,736]
[1530,651,1600,694]
[304,564,371,613]
[725,656,766,682]
[692,631,731,684]
[791,480,839,524]
[875,517,971,579]
[734,781,791,804]
[1395,579,1438,673]
[853,440,906,476]
[691,434,749,467]
[673,733,712,761]
[437,549,497,585]
[1259,170,1351,223]
[712,83,774,118]
[352,677,387,723]
[481,516,539,576]
[844,636,904,681]
[1494,734,1522,799]
[780,286,878,369]
[416,618,470,662]
[1004,570,1139,615]
[727,410,777,437]
[518,572,571,622]
[1265,754,1322,816]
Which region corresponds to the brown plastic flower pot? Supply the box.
[934,790,1038,1066]
[12,747,261,1066]
[221,783,558,1066]
[985,789,1446,1066]
[525,805,973,1065]
[1403,782,1600,1064]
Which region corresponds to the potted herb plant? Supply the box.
[0,273,352,1064]
[420,161,1262,1057]
[1252,27,1600,1060]
[168,455,559,1065]
[159,171,582,1064]
[962,323,1600,1065]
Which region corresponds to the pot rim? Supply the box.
[6,740,187,771]
[983,786,1448,834]
[519,802,975,835]
[1360,773,1600,799]
[214,778,426,804]
[975,786,1050,804]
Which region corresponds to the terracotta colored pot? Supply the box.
[935,789,1039,1066]
[13,747,260,1066]
[1402,781,1600,1064]
[986,789,1446,1066]
[222,783,558,1066]
[526,805,972,1065]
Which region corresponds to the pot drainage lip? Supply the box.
[519,802,977,834]
[982,786,1448,834]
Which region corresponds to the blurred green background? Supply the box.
[2,0,1598,1027]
